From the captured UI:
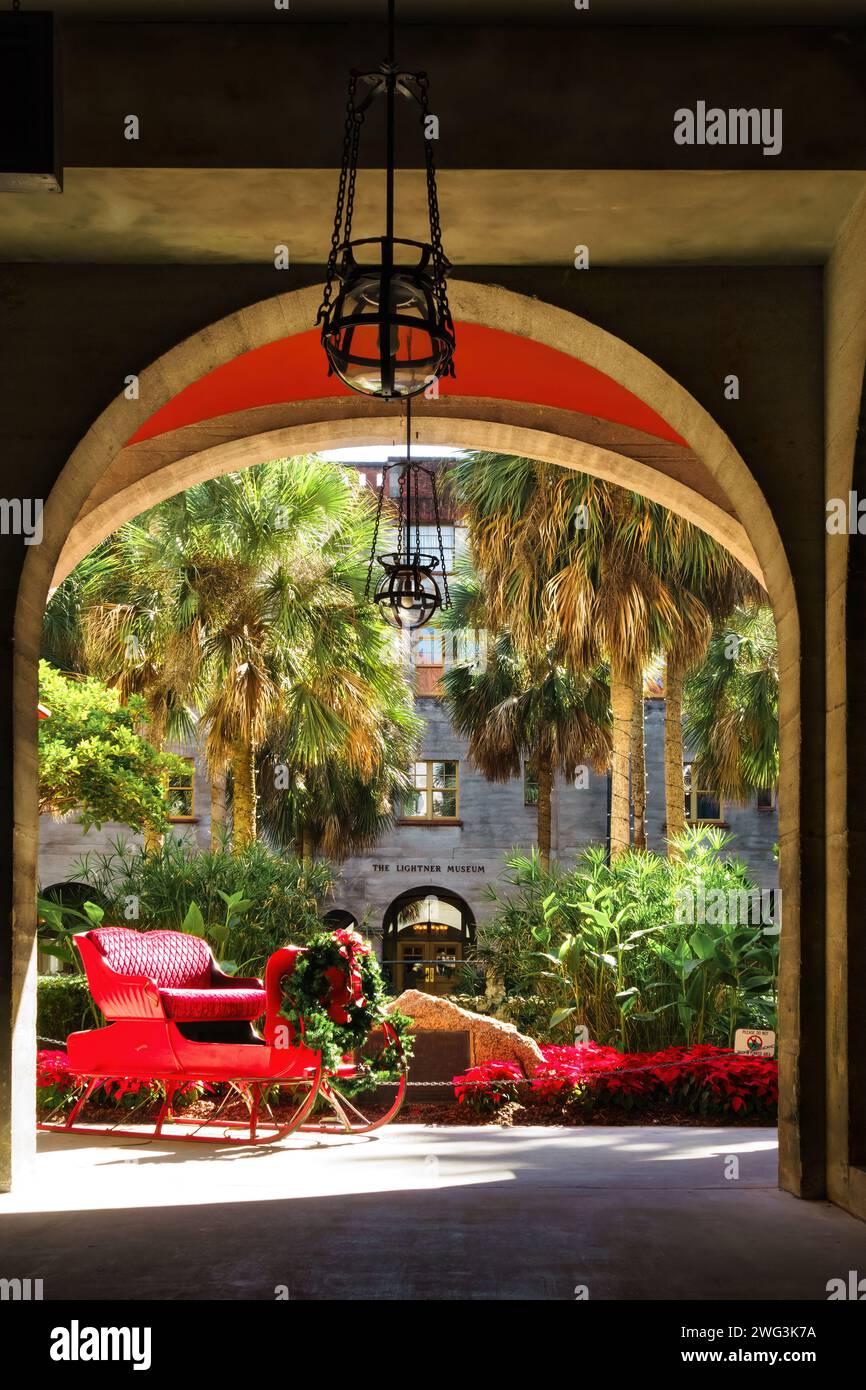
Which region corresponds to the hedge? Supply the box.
[37,974,95,1044]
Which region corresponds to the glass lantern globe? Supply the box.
[322,241,454,400]
[373,555,442,630]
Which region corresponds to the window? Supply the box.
[415,628,444,667]
[375,523,456,575]
[756,786,776,811]
[414,628,445,696]
[417,524,455,573]
[398,760,459,821]
[524,761,539,806]
[684,762,722,823]
[167,758,196,821]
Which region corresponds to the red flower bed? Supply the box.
[453,1062,525,1115]
[36,1049,79,1090]
[454,1043,778,1121]
[36,1049,211,1116]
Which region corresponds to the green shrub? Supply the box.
[38,660,185,833]
[494,993,552,1040]
[37,974,97,1043]
[471,828,779,1051]
[70,837,336,977]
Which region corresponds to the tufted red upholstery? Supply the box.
[91,927,213,989]
[86,927,266,1022]
[160,987,266,1022]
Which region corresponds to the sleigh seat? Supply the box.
[78,926,267,1024]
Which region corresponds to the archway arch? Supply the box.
[51,414,762,588]
[13,279,801,1192]
[381,886,477,997]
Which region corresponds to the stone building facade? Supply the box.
[38,684,780,989]
[38,455,780,991]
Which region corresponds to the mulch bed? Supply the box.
[41,1095,775,1130]
[392,1100,774,1127]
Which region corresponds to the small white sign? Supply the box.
[734,1028,775,1058]
[573,1024,590,1047]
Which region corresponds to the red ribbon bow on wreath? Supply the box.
[323,928,371,1024]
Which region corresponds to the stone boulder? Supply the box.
[386,989,544,1075]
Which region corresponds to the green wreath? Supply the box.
[279,928,413,1093]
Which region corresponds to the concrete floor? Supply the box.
[1,1125,865,1300]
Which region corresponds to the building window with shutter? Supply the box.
[397,760,459,822]
[684,761,722,824]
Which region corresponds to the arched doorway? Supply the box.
[320,909,360,932]
[37,880,107,976]
[382,887,476,997]
[10,279,804,1197]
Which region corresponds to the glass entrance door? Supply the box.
[396,931,462,995]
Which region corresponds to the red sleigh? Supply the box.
[38,927,407,1145]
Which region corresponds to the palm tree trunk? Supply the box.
[231,738,256,851]
[143,716,165,854]
[664,655,687,854]
[301,826,316,860]
[610,665,633,858]
[210,768,227,851]
[536,755,553,872]
[631,669,647,851]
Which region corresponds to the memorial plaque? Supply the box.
[406,1028,471,1104]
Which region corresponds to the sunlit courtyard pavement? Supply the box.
[2,1126,866,1301]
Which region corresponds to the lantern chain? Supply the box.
[343,85,364,251]
[317,73,364,331]
[407,398,421,563]
[417,72,455,364]
[431,462,451,609]
[364,466,388,601]
[396,463,407,562]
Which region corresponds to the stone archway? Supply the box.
[11,280,801,1194]
[381,885,477,999]
[51,414,762,589]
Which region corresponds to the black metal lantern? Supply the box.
[317,0,455,400]
[365,402,451,631]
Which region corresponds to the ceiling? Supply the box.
[1,167,862,265]
[42,1,866,22]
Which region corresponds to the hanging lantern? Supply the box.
[365,402,451,631]
[317,0,455,400]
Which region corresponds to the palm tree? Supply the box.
[553,486,687,857]
[145,459,416,852]
[41,546,118,675]
[649,528,765,846]
[255,607,420,860]
[455,457,681,856]
[630,669,647,850]
[683,604,779,801]
[451,452,762,857]
[441,558,611,869]
[45,456,421,855]
[535,482,762,854]
[441,626,611,870]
